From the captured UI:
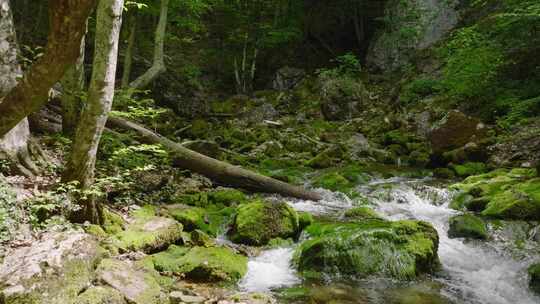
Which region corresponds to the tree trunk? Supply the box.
[121,11,137,88]
[106,117,322,201]
[63,0,124,224]
[0,0,96,138]
[128,0,168,91]
[0,0,38,177]
[60,22,87,136]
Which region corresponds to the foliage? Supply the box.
[109,144,170,170]
[317,52,362,78]
[439,26,504,100]
[112,90,169,130]
[400,78,442,104]
[0,177,20,243]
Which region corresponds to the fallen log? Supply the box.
[106,116,322,201]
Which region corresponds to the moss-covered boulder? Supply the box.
[429,110,487,154]
[114,206,183,253]
[310,165,368,193]
[76,286,127,304]
[528,263,540,293]
[343,206,382,220]
[448,214,487,239]
[166,204,235,237]
[0,231,103,304]
[150,245,247,283]
[208,189,247,206]
[228,201,299,246]
[294,219,439,280]
[96,259,165,304]
[298,211,314,231]
[451,169,540,220]
[451,162,487,177]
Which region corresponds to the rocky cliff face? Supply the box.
[366,0,459,72]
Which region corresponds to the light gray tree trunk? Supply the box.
[121,11,137,88]
[60,23,87,136]
[63,0,124,224]
[0,0,38,177]
[128,0,168,91]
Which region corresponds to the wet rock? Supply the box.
[150,245,247,283]
[451,162,487,177]
[429,111,487,154]
[343,206,383,221]
[229,200,299,246]
[219,292,276,304]
[96,258,165,304]
[448,214,488,239]
[169,291,206,304]
[76,286,127,304]
[298,212,314,231]
[0,231,102,304]
[451,168,540,220]
[114,206,183,253]
[294,219,439,279]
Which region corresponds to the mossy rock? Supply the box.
[114,206,183,253]
[449,192,473,210]
[102,208,125,234]
[150,245,247,283]
[176,192,209,208]
[434,168,456,179]
[451,162,487,177]
[409,151,430,167]
[311,165,368,193]
[343,206,382,220]
[96,259,165,304]
[229,200,299,246]
[528,263,540,293]
[294,219,440,280]
[383,129,411,146]
[76,286,127,304]
[167,204,234,237]
[298,212,314,231]
[448,214,487,239]
[208,189,247,206]
[451,169,540,220]
[306,146,344,169]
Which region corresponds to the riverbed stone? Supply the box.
[294,219,439,279]
[114,206,183,253]
[448,214,487,239]
[150,245,247,283]
[229,200,299,246]
[76,286,127,304]
[0,231,103,304]
[96,258,165,304]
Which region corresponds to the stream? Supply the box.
[238,177,540,304]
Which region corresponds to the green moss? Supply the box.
[448,214,488,239]
[85,225,108,239]
[208,189,247,205]
[298,212,314,231]
[168,205,234,237]
[451,162,487,177]
[451,169,540,220]
[434,168,456,179]
[449,192,474,211]
[113,208,183,253]
[76,286,126,304]
[102,209,125,234]
[343,207,382,220]
[150,245,247,283]
[229,200,299,246]
[294,219,439,280]
[176,192,209,208]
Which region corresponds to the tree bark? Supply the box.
[0,0,96,138]
[128,0,168,91]
[63,0,124,224]
[106,117,322,201]
[60,22,87,136]
[121,11,137,88]
[0,0,38,177]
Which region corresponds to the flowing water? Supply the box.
[239,177,540,304]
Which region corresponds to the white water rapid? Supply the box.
[239,177,540,304]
